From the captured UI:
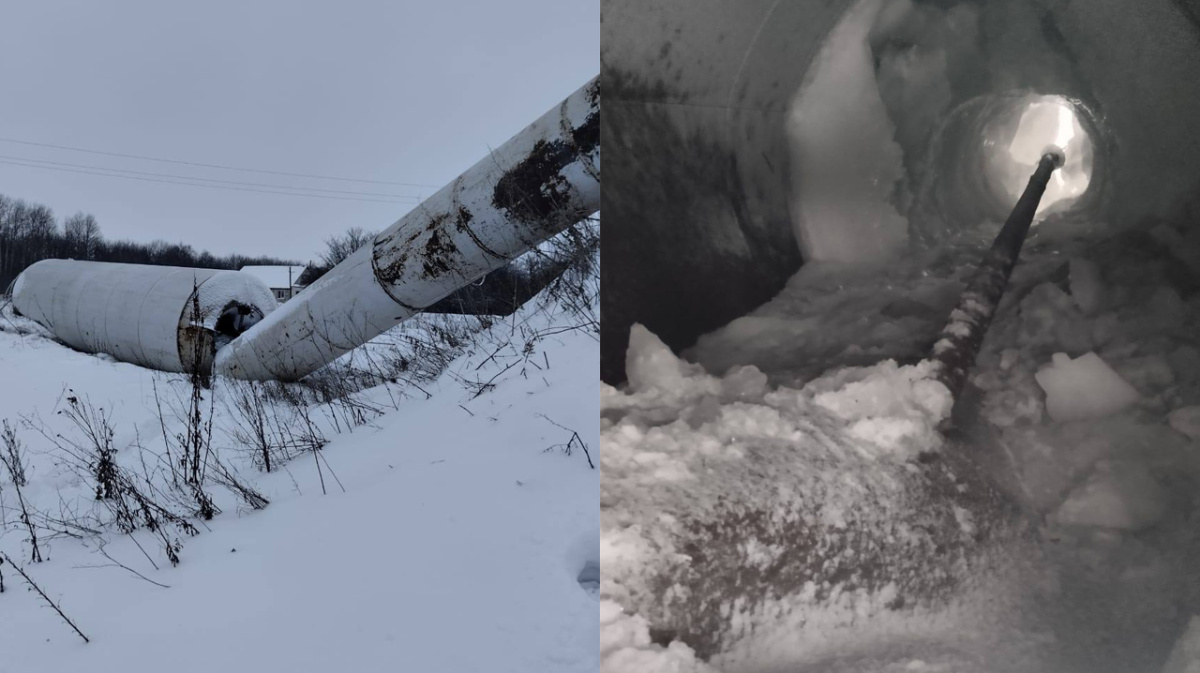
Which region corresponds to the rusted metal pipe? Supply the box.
[215,76,599,381]
[930,147,1065,403]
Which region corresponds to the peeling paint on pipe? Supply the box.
[11,259,277,373]
[215,77,599,381]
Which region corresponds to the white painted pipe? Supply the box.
[216,76,599,381]
[11,259,277,373]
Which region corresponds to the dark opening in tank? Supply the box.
[214,301,264,344]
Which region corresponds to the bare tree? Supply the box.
[320,226,377,268]
[63,212,101,260]
[1,191,298,290]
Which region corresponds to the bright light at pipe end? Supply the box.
[986,95,1094,219]
[1042,144,1066,169]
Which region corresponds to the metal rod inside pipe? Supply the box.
[930,148,1065,404]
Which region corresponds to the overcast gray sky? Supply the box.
[0,0,598,262]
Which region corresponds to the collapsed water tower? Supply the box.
[11,260,277,374]
[7,76,599,381]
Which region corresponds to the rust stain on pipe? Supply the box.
[216,76,599,381]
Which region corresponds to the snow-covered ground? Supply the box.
[601,215,1200,673]
[0,294,598,672]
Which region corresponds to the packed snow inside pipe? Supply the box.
[601,0,1200,671]
[216,75,600,381]
[10,260,276,374]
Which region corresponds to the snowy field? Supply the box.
[0,293,598,672]
[601,215,1200,673]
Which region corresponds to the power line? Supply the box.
[0,154,425,200]
[0,157,421,205]
[0,136,442,189]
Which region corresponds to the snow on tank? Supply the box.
[11,259,277,374]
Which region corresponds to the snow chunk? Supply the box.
[1069,257,1104,315]
[602,328,965,663]
[1168,406,1200,441]
[810,359,951,422]
[1035,352,1140,422]
[1114,354,1176,396]
[1162,616,1200,673]
[719,364,770,402]
[626,323,721,401]
[600,601,719,673]
[806,359,952,456]
[953,505,977,538]
[785,0,909,264]
[1018,283,1093,353]
[196,270,279,329]
[1054,462,1167,531]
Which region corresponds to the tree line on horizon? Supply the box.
[0,192,299,292]
[1,191,591,314]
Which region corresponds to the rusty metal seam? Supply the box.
[100,272,122,361]
[560,98,601,184]
[137,269,177,368]
[368,247,423,312]
[450,176,507,261]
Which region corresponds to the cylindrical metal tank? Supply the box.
[216,76,599,381]
[11,260,277,373]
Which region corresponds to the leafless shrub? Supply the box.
[0,551,90,643]
[150,378,180,486]
[219,375,354,501]
[1,418,28,487]
[299,366,386,435]
[207,456,269,512]
[104,469,198,567]
[183,288,215,487]
[538,415,595,469]
[32,395,200,566]
[151,369,220,520]
[74,540,170,589]
[57,392,119,500]
[1,419,42,561]
[223,380,284,472]
[525,216,600,331]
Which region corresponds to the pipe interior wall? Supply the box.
[601,0,1200,383]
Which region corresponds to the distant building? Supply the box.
[238,265,308,302]
[294,265,325,288]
